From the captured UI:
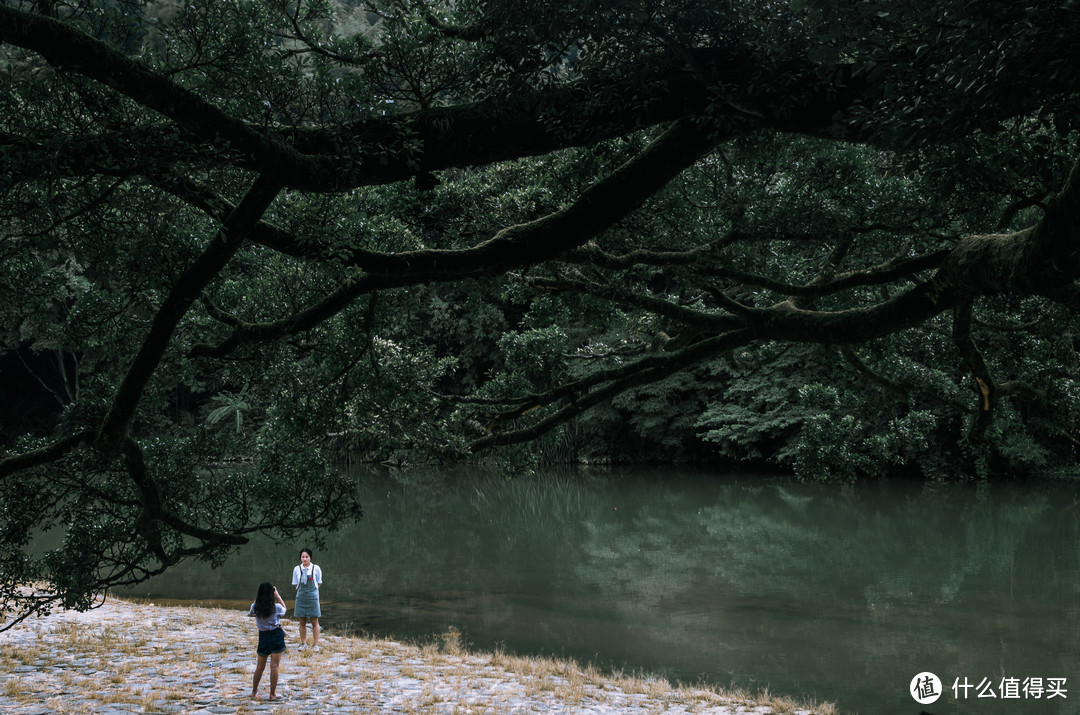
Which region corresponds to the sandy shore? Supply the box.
[0,598,834,713]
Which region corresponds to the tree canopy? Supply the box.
[3,0,1080,626]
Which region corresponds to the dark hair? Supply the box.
[299,547,313,560]
[253,582,275,619]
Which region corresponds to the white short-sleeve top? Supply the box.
[292,563,322,588]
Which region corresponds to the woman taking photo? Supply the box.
[291,547,322,650]
[247,582,287,700]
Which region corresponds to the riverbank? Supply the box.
[0,597,835,713]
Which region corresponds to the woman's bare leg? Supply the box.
[268,652,282,699]
[311,618,320,647]
[298,617,308,647]
[251,654,268,698]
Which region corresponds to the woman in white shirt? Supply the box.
[291,547,322,650]
[247,582,287,700]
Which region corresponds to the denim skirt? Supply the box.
[257,626,287,656]
[294,581,321,618]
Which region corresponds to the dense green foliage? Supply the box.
[3,0,1080,624]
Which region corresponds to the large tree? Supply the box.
[2,0,1080,625]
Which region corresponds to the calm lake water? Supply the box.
[118,466,1080,714]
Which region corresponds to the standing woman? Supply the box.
[248,582,287,700]
[292,547,322,650]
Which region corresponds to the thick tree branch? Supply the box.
[996,192,1048,231]
[525,275,741,331]
[563,232,748,268]
[98,175,282,447]
[470,330,754,451]
[0,6,321,185]
[567,236,949,299]
[0,5,883,192]
[0,429,95,480]
[191,120,718,356]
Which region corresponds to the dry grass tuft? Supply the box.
[3,678,24,699]
[439,625,466,656]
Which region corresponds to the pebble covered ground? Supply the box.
[0,598,834,714]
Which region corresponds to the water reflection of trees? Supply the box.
[122,468,1077,629]
[346,469,1075,619]
[338,468,1080,693]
